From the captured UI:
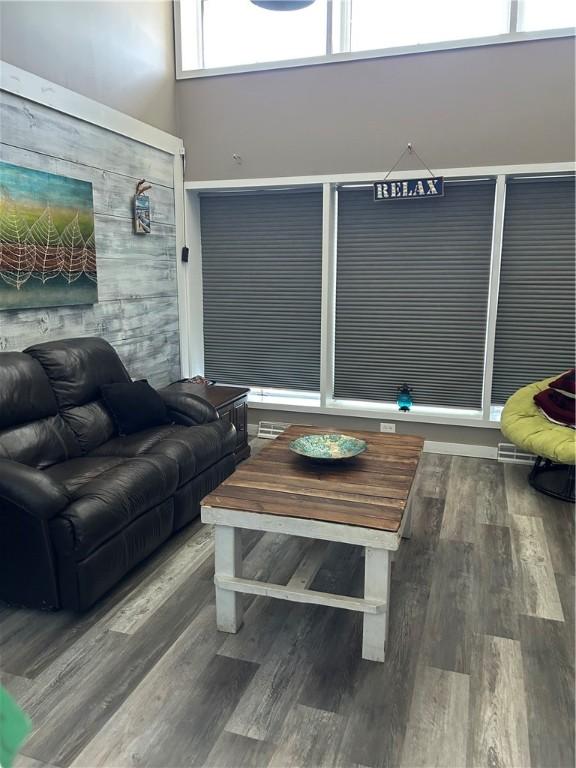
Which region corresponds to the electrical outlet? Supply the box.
[380,422,396,433]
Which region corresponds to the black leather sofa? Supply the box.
[0,337,236,611]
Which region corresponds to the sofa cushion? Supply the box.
[91,420,236,484]
[47,454,179,559]
[60,401,116,455]
[45,456,127,493]
[0,352,58,429]
[549,368,576,397]
[25,338,133,454]
[101,380,171,436]
[25,337,131,409]
[534,388,575,428]
[0,351,81,469]
[0,416,81,470]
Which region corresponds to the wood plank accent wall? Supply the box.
[0,91,180,386]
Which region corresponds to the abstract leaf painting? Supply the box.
[0,161,98,309]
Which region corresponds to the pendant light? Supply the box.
[250,1,316,10]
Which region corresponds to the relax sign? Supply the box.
[374,176,444,201]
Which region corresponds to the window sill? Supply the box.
[177,28,574,80]
[248,389,321,409]
[247,391,502,429]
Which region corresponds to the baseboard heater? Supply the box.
[497,443,535,465]
[256,420,291,439]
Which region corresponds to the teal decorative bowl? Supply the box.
[289,433,367,462]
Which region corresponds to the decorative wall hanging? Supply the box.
[374,143,444,202]
[134,179,152,234]
[0,161,97,310]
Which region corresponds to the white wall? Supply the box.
[0,0,177,134]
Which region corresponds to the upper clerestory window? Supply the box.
[175,0,575,79]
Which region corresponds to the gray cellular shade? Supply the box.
[200,189,322,390]
[491,176,575,405]
[334,182,496,408]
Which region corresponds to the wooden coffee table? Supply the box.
[201,425,424,662]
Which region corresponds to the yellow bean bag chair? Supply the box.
[501,375,576,466]
[501,374,575,502]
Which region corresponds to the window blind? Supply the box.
[334,181,496,408]
[491,176,575,405]
[200,189,323,390]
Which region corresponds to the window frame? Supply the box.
[184,161,575,430]
[174,0,574,80]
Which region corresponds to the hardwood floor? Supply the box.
[1,448,574,768]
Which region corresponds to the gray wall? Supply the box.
[179,35,574,446]
[0,91,180,387]
[177,37,575,180]
[248,408,503,450]
[0,0,177,134]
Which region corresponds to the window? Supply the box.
[176,0,575,77]
[200,189,323,391]
[192,163,573,425]
[518,0,576,32]
[333,181,496,409]
[202,0,328,69]
[491,176,576,405]
[348,0,509,53]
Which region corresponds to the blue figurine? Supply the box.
[397,384,413,412]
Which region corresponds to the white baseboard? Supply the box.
[423,441,498,459]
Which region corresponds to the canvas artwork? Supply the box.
[0,161,98,310]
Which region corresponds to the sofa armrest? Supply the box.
[159,389,219,426]
[0,459,65,608]
[0,458,70,520]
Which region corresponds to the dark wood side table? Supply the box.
[170,381,251,463]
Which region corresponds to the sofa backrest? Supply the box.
[0,351,81,469]
[25,337,132,454]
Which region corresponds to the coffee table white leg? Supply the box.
[362,547,391,662]
[402,497,413,540]
[214,524,243,633]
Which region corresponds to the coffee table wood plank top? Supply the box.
[203,425,423,533]
[202,425,424,663]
